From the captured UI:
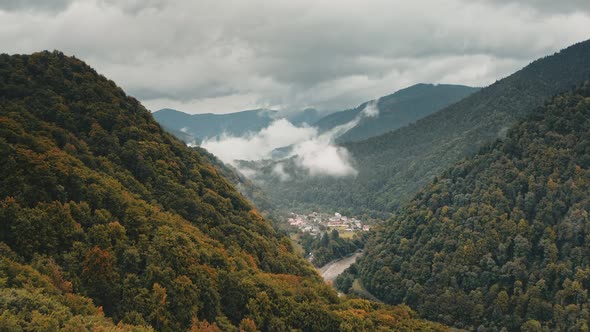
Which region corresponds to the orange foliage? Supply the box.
[238,318,257,332]
[188,319,221,332]
[81,246,114,280]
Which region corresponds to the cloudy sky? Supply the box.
[1,0,589,114]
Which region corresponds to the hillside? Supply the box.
[248,40,590,216]
[194,146,275,216]
[348,81,590,330]
[0,51,445,331]
[315,83,479,142]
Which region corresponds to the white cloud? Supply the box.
[361,100,379,117]
[286,100,379,177]
[0,0,74,13]
[272,163,291,181]
[237,166,257,179]
[1,0,589,113]
[200,119,317,162]
[293,142,357,177]
[199,101,380,178]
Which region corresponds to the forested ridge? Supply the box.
[314,83,478,142]
[249,40,590,217]
[0,51,446,331]
[347,81,590,330]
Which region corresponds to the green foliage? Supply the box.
[248,39,590,218]
[300,231,366,267]
[355,81,590,330]
[0,257,153,331]
[0,51,444,331]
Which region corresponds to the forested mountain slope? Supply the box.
[315,83,479,142]
[351,81,590,330]
[194,146,275,216]
[250,39,590,216]
[0,51,445,331]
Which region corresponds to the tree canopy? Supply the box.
[348,81,590,330]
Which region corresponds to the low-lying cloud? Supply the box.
[272,163,291,181]
[201,100,380,178]
[290,100,378,177]
[291,140,357,177]
[201,118,317,162]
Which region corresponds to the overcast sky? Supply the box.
[1,0,589,114]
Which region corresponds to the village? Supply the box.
[287,211,371,238]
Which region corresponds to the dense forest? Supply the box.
[0,51,446,331]
[299,230,366,268]
[342,81,590,330]
[248,39,590,217]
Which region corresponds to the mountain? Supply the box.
[247,40,590,217]
[153,108,277,143]
[154,84,474,149]
[315,83,479,142]
[348,81,590,330]
[0,51,445,331]
[153,107,328,145]
[286,108,323,126]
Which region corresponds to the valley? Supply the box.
[280,210,371,268]
[150,38,590,331]
[0,51,446,331]
[2,2,590,331]
[286,211,371,238]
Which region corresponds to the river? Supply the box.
[317,251,362,283]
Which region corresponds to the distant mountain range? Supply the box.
[244,39,590,216]
[153,108,277,143]
[154,83,478,149]
[316,83,479,142]
[153,107,325,144]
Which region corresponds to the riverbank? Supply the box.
[317,251,362,283]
